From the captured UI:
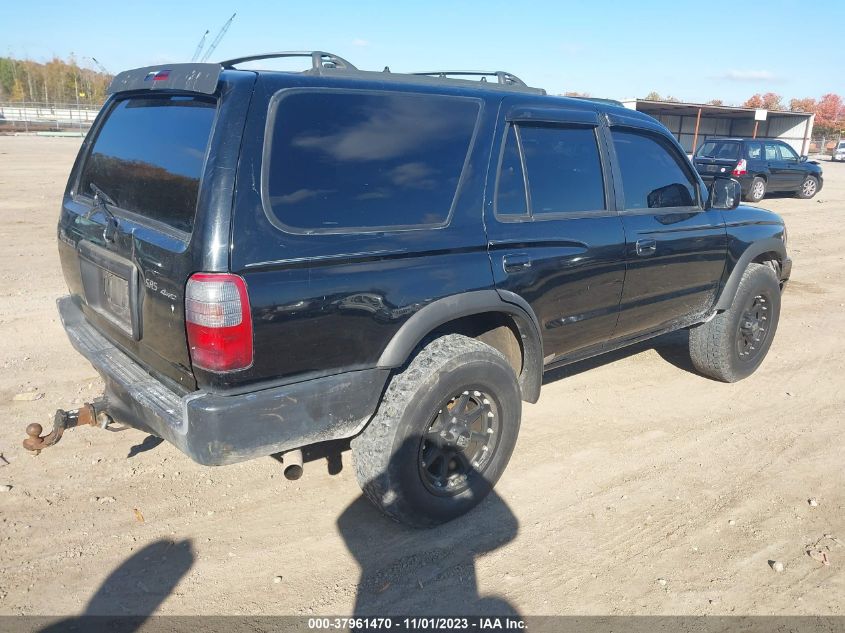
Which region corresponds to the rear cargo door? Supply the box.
[57,70,254,391]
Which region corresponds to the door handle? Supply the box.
[503,253,532,273]
[635,239,657,257]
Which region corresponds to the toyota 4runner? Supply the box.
[41,52,791,526]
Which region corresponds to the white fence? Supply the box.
[0,102,103,131]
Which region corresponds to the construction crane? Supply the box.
[86,56,110,75]
[200,13,236,63]
[191,30,210,62]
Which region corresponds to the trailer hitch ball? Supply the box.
[25,423,46,447]
[23,403,101,453]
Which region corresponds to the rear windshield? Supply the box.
[80,95,216,233]
[696,140,740,160]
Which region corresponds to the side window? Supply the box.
[777,143,799,161]
[495,125,528,216]
[611,129,697,210]
[764,143,779,161]
[519,124,606,214]
[746,142,762,160]
[265,91,480,232]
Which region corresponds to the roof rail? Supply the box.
[411,70,527,87]
[220,51,357,71]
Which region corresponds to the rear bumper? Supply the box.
[58,296,388,465]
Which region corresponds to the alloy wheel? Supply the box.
[802,178,817,197]
[418,388,500,496]
[737,292,771,361]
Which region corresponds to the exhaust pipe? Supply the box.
[282,449,304,480]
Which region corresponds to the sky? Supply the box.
[3,0,843,105]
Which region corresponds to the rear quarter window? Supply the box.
[79,95,216,233]
[263,90,480,233]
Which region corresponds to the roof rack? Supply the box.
[411,70,527,87]
[219,51,357,71]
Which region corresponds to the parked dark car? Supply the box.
[694,136,823,202]
[42,53,791,527]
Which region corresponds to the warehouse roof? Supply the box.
[622,99,813,120]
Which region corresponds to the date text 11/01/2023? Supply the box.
[307,617,527,630]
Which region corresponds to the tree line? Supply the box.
[0,56,112,107]
[643,91,844,136]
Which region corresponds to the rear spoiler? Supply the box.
[108,63,221,95]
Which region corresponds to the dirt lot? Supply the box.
[0,135,843,617]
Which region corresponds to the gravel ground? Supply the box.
[0,135,843,617]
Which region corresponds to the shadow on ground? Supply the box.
[337,488,519,616]
[39,539,194,632]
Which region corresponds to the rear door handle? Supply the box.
[503,253,532,273]
[635,239,657,257]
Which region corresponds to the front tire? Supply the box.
[351,334,521,527]
[745,177,766,203]
[689,263,781,383]
[797,175,819,199]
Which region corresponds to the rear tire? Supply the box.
[796,175,819,199]
[745,177,766,203]
[351,334,521,528]
[688,263,781,383]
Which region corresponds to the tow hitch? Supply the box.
[23,401,114,453]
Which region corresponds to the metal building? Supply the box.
[621,99,815,156]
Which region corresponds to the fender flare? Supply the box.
[376,289,543,403]
[715,237,786,311]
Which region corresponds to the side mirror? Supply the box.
[800,155,808,162]
[707,177,741,210]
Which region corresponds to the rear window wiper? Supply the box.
[86,182,121,240]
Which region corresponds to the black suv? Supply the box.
[694,136,823,202]
[46,53,791,527]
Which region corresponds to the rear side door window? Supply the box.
[264,90,480,233]
[495,125,528,216]
[610,129,698,209]
[764,143,780,161]
[495,123,606,218]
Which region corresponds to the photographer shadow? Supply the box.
[336,439,520,617]
[39,539,194,633]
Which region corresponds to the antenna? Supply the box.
[191,30,210,63]
[200,13,236,63]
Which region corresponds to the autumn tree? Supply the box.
[789,97,816,113]
[762,92,783,110]
[814,93,845,135]
[742,94,764,108]
[0,55,111,105]
[707,99,724,106]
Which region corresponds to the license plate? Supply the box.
[78,241,139,339]
[706,165,718,173]
[103,270,131,324]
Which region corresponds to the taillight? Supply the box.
[185,273,253,372]
[732,159,747,176]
